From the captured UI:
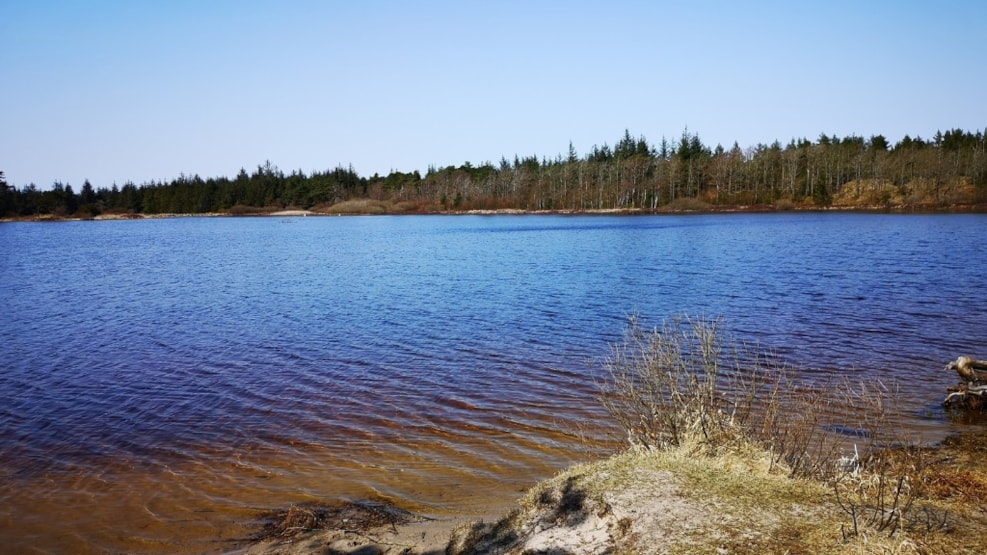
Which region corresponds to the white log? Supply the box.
[946,356,987,383]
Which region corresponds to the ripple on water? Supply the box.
[0,213,984,553]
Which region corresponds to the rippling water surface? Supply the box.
[1,213,985,553]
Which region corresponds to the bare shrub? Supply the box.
[835,444,954,542]
[597,314,723,450]
[256,499,418,541]
[597,315,902,480]
[835,465,917,540]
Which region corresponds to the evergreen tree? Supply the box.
[63,184,79,215]
[81,180,96,204]
[567,141,578,163]
[0,171,11,216]
[868,135,889,152]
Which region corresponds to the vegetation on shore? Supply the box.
[247,316,987,554]
[447,434,987,554]
[447,316,987,554]
[2,127,985,219]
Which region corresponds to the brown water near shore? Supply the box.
[3,392,962,554]
[1,402,615,554]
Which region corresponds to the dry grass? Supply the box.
[564,315,984,553]
[322,198,429,214]
[831,176,983,207]
[449,428,987,554]
[255,499,419,541]
[597,315,903,480]
[449,438,958,554]
[774,198,797,211]
[661,197,712,211]
[225,204,279,215]
[324,199,394,214]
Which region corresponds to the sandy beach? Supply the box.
[239,514,471,555]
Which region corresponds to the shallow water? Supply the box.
[0,213,984,553]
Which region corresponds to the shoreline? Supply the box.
[235,429,987,555]
[3,201,987,223]
[237,430,987,555]
[237,512,479,555]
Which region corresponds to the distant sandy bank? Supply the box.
[268,210,314,217]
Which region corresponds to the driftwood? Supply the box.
[943,356,987,407]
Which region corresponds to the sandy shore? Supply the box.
[237,515,471,555]
[233,430,987,555]
[268,210,314,217]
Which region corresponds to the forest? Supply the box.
[2,128,985,218]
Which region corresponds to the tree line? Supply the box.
[2,127,985,218]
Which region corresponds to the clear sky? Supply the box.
[2,0,985,190]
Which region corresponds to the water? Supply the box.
[1,213,984,553]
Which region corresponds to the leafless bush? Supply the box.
[835,445,952,542]
[597,314,723,450]
[597,315,903,480]
[836,468,917,540]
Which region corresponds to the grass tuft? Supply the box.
[597,315,905,481]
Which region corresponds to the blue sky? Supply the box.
[2,0,985,189]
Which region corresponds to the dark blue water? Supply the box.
[1,213,985,553]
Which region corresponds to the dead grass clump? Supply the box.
[774,198,797,211]
[325,199,394,214]
[391,200,427,212]
[255,499,417,541]
[924,467,987,501]
[883,433,987,511]
[597,315,901,481]
[662,197,711,211]
[827,441,987,552]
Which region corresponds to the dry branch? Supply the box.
[943,356,987,407]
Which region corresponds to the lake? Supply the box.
[1,213,985,553]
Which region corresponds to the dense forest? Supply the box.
[2,128,985,218]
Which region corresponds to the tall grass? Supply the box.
[597,315,903,480]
